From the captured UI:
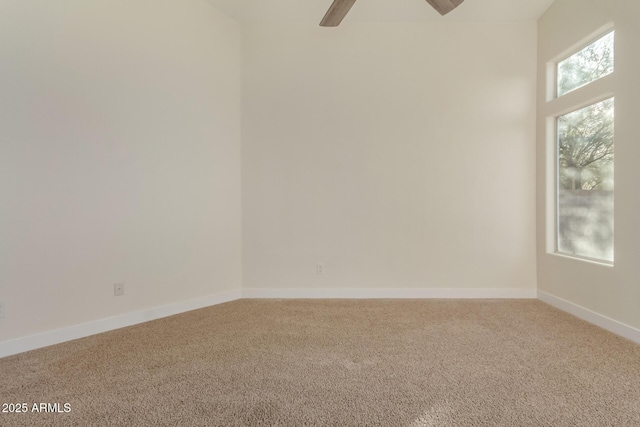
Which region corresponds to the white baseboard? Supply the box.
[538,290,640,344]
[0,290,241,359]
[242,288,537,299]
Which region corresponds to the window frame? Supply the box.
[555,30,615,99]
[545,25,616,266]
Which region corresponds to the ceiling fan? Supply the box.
[320,0,464,27]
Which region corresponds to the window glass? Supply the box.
[557,32,614,97]
[557,98,614,262]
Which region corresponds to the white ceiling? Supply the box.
[205,0,556,24]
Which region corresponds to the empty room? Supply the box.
[1,0,639,425]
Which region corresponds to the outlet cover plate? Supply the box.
[114,283,125,297]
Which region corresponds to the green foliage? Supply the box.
[557,32,614,191]
[558,98,614,190]
[558,32,614,96]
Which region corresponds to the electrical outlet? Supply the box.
[114,283,125,297]
[0,301,5,319]
[316,263,326,275]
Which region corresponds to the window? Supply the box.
[552,31,615,263]
[557,98,614,262]
[557,31,614,97]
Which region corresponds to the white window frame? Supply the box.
[544,25,615,266]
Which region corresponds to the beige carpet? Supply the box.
[1,299,639,426]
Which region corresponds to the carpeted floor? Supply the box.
[1,299,639,426]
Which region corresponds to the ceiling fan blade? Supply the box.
[320,0,358,27]
[425,0,464,16]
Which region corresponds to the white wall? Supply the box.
[0,0,242,342]
[537,0,640,329]
[242,23,538,292]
